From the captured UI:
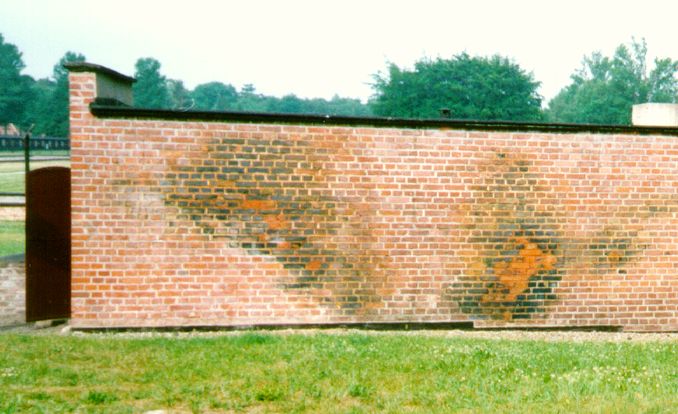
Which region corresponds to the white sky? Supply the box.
[1,0,677,104]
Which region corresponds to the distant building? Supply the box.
[2,124,21,136]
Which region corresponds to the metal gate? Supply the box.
[26,167,71,322]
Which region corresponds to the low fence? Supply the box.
[0,135,70,152]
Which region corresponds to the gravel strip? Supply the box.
[71,327,678,343]
[2,323,676,343]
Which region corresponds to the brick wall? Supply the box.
[69,65,678,331]
[0,255,25,327]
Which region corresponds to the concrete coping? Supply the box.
[64,62,135,84]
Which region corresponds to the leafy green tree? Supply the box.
[0,33,33,130]
[547,39,678,125]
[191,81,238,111]
[275,94,304,113]
[167,79,190,109]
[321,95,372,116]
[26,78,56,136]
[28,51,85,137]
[370,53,543,121]
[265,94,372,116]
[235,84,271,112]
[133,57,171,108]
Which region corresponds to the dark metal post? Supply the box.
[23,125,33,180]
[24,125,33,265]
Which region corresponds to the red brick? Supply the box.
[68,67,678,331]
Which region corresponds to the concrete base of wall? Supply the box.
[70,321,630,334]
[0,254,25,327]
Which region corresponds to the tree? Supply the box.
[266,94,372,116]
[547,39,678,125]
[26,78,56,135]
[191,81,238,111]
[167,79,191,109]
[321,95,372,117]
[28,51,85,137]
[50,52,85,136]
[0,33,33,130]
[133,57,170,108]
[369,53,543,121]
[235,84,271,112]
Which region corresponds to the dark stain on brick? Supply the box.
[445,153,678,321]
[586,228,645,270]
[448,226,564,321]
[161,132,384,316]
[445,153,565,321]
[157,133,678,323]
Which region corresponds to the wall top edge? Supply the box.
[89,104,678,136]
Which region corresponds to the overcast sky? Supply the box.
[1,0,677,104]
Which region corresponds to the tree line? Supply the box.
[1,33,676,138]
[132,57,371,118]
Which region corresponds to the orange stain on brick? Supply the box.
[276,241,292,249]
[241,199,276,210]
[607,249,623,265]
[484,237,557,303]
[305,260,322,271]
[264,214,288,230]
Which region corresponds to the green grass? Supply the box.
[0,220,24,256]
[0,333,675,413]
[0,170,25,193]
[0,159,70,193]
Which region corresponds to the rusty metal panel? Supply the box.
[26,167,71,322]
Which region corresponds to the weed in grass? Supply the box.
[29,392,50,401]
[308,383,324,399]
[234,332,281,346]
[84,390,118,405]
[347,382,372,399]
[254,385,285,402]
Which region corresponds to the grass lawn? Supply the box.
[0,332,675,413]
[0,158,70,193]
[0,170,25,194]
[0,220,24,256]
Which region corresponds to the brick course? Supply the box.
[69,66,678,331]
